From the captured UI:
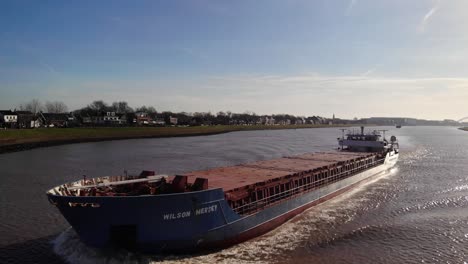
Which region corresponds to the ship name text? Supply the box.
[163,204,218,220]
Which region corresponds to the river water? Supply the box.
[1,126,467,264]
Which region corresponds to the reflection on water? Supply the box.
[2,126,468,263]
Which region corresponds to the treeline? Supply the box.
[14,99,341,126]
[72,100,323,126]
[18,99,68,114]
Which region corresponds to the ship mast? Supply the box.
[339,129,347,150]
[378,130,388,140]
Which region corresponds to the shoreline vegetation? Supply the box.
[0,124,354,154]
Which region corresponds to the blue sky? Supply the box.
[1,0,467,119]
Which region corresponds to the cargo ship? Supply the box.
[46,127,399,253]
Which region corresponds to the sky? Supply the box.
[1,0,467,120]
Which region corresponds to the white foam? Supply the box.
[52,228,144,264]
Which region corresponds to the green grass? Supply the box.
[0,124,351,146]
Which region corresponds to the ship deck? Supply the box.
[183,151,375,192]
[48,151,378,197]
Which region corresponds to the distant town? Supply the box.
[0,99,465,129]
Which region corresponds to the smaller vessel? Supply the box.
[396,125,402,128]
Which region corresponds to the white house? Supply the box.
[96,112,124,124]
[0,110,17,128]
[169,116,178,125]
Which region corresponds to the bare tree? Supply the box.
[111,101,133,113]
[45,101,68,113]
[23,99,43,114]
[17,103,26,111]
[135,105,156,113]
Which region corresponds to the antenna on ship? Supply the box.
[340,128,346,138]
[378,130,388,140]
[339,129,347,151]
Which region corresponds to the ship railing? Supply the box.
[233,157,386,215]
[68,175,166,191]
[52,175,167,196]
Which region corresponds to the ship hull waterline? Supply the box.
[47,152,398,253]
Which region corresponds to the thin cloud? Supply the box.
[345,0,357,16]
[108,16,133,27]
[179,47,209,61]
[4,73,468,120]
[419,1,440,33]
[361,67,376,77]
[39,61,58,75]
[16,41,61,76]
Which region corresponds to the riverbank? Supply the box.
[0,125,353,154]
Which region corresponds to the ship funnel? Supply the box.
[360,126,364,135]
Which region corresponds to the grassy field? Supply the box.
[0,124,349,147]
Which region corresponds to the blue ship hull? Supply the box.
[47,155,396,253]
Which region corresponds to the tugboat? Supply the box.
[46,127,398,253]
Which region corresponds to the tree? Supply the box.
[111,101,133,113]
[125,112,136,125]
[135,106,156,113]
[173,112,191,125]
[215,111,231,125]
[45,101,68,113]
[88,100,109,113]
[74,106,94,117]
[146,106,156,113]
[21,99,43,114]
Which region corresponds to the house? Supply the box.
[264,116,275,125]
[295,117,306,125]
[258,116,271,125]
[30,119,41,128]
[40,112,76,127]
[277,119,291,125]
[153,117,166,126]
[16,111,35,128]
[135,112,152,125]
[80,115,93,125]
[0,110,18,128]
[95,112,124,125]
[310,116,327,125]
[169,116,178,125]
[117,113,133,126]
[103,112,119,123]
